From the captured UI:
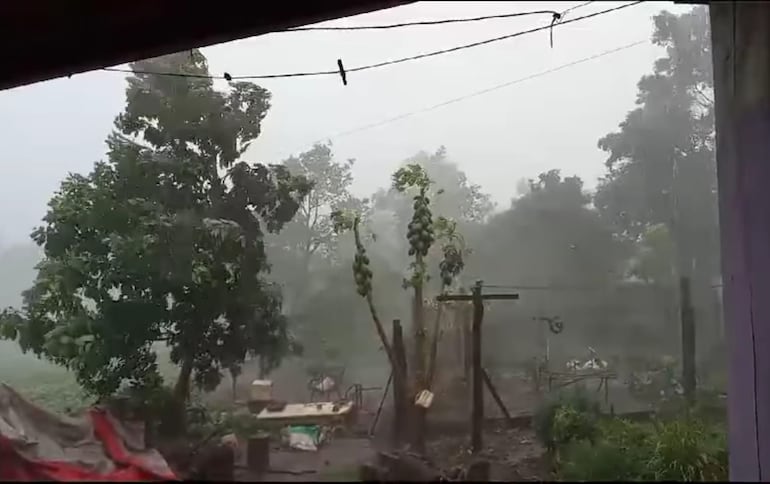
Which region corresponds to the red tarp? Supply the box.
[0,383,177,481]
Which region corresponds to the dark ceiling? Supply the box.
[0,1,412,92]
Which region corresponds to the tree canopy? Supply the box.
[471,169,624,288]
[595,6,716,282]
[265,143,359,311]
[0,50,311,400]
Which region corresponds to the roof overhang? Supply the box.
[0,1,413,91]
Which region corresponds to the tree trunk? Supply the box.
[411,270,426,454]
[392,320,408,447]
[174,357,194,402]
[165,356,194,438]
[231,370,238,402]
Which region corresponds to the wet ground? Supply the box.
[210,361,646,482]
[235,437,376,482]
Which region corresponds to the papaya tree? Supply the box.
[332,163,468,452]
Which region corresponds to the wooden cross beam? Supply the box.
[435,280,519,454]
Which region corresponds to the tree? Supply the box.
[629,223,676,285]
[265,143,357,310]
[594,6,719,345]
[0,50,311,405]
[373,147,494,227]
[332,163,467,453]
[473,169,624,287]
[372,147,492,283]
[595,6,717,287]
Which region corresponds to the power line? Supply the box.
[561,1,596,18]
[480,283,660,292]
[286,10,562,31]
[322,39,647,141]
[102,1,642,81]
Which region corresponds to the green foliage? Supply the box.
[559,439,648,481]
[473,170,625,289]
[266,143,359,309]
[376,147,494,225]
[533,386,600,452]
[0,50,311,400]
[630,223,676,284]
[394,163,435,288]
[596,6,717,288]
[649,419,727,481]
[558,417,727,481]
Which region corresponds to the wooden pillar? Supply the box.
[471,280,484,453]
[680,277,696,406]
[391,319,408,447]
[710,3,770,480]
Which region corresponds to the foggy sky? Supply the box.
[0,1,693,247]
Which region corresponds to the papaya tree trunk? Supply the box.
[411,270,427,454]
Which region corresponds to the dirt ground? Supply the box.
[232,426,549,482]
[199,358,646,482]
[235,437,377,482]
[427,426,550,481]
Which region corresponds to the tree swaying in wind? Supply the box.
[0,50,311,407]
[332,162,467,453]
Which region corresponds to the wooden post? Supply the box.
[369,370,392,437]
[680,276,696,406]
[710,3,770,478]
[481,367,513,425]
[471,280,484,453]
[436,284,518,456]
[247,433,270,475]
[392,319,408,447]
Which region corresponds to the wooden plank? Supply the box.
[680,276,696,406]
[436,293,519,302]
[710,3,770,479]
[392,319,408,447]
[481,368,513,425]
[471,281,484,453]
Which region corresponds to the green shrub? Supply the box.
[648,419,727,481]
[559,440,650,481]
[557,416,727,481]
[534,386,600,453]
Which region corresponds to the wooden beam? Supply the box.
[392,319,408,447]
[471,281,484,454]
[710,2,770,479]
[0,1,413,91]
[481,368,513,425]
[679,277,696,406]
[436,293,519,302]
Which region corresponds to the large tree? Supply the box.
[595,6,716,286]
[265,143,358,310]
[594,7,719,346]
[473,169,624,288]
[0,50,310,403]
[373,147,494,227]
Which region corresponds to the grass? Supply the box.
[0,340,180,414]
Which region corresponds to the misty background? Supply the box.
[0,1,691,246]
[0,1,722,412]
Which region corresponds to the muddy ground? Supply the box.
[194,358,647,481]
[231,426,549,482]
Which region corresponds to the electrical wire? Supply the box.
[322,39,647,141]
[561,1,595,18]
[102,1,643,81]
[480,283,642,291]
[285,10,562,31]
